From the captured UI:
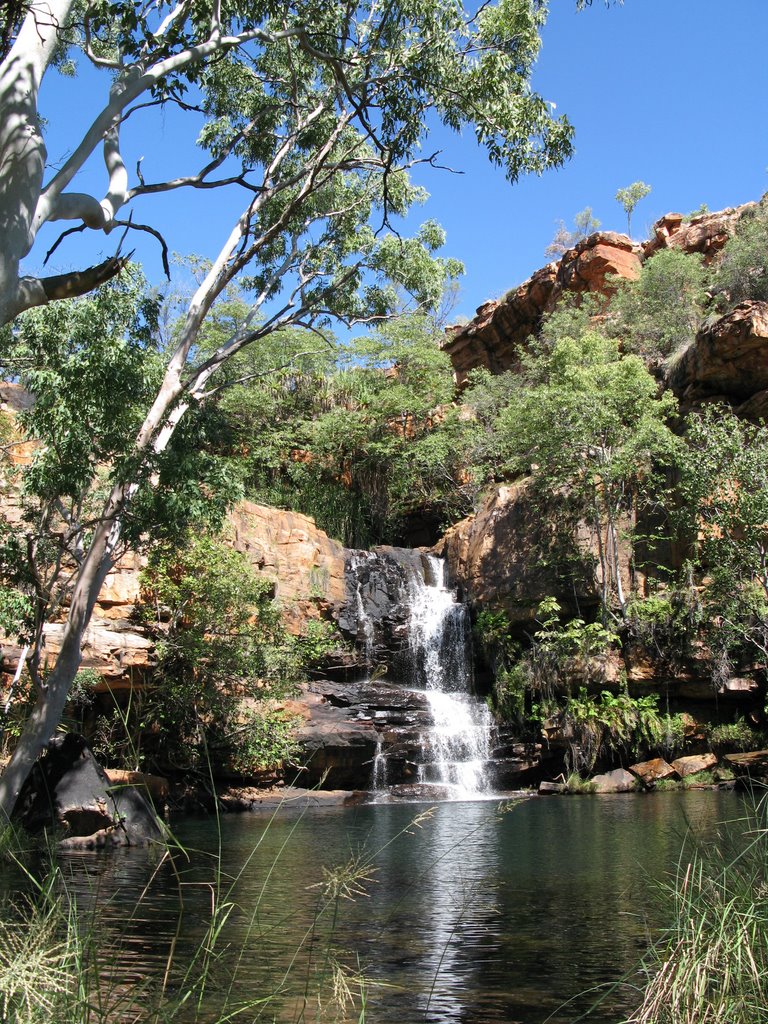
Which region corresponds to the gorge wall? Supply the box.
[3,197,767,795]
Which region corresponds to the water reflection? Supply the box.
[6,790,742,1023]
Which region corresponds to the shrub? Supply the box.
[609,248,708,361]
[625,587,702,665]
[715,203,768,305]
[709,718,761,753]
[562,689,664,773]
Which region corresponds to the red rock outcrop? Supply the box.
[434,482,599,627]
[442,232,642,385]
[1,500,349,688]
[443,200,764,387]
[227,500,347,632]
[670,300,768,405]
[645,202,756,262]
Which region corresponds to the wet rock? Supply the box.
[15,733,164,848]
[337,547,445,681]
[217,786,362,812]
[591,769,639,794]
[671,753,718,778]
[385,783,456,801]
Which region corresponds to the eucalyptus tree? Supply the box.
[0,0,576,817]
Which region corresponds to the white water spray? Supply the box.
[407,556,493,799]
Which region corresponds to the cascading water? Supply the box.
[407,555,493,799]
[342,547,494,800]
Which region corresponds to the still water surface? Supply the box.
[43,790,742,1023]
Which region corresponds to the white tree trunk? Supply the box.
[0,0,74,323]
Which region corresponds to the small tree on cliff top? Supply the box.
[0,0,575,818]
[615,181,651,237]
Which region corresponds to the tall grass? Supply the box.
[625,796,768,1024]
[0,805,383,1023]
[0,798,443,1023]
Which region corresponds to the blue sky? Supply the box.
[33,0,768,325]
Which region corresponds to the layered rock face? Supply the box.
[0,499,349,689]
[442,232,642,385]
[644,203,755,262]
[435,482,598,628]
[442,201,758,390]
[670,300,768,412]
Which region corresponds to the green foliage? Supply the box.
[715,202,768,305]
[471,326,680,619]
[563,688,664,773]
[224,310,476,545]
[625,586,702,665]
[682,202,710,222]
[0,584,32,643]
[227,707,302,776]
[564,772,596,794]
[708,718,761,753]
[534,597,620,661]
[3,267,161,500]
[678,406,768,672]
[615,180,652,236]
[609,248,709,361]
[0,273,245,697]
[97,533,310,775]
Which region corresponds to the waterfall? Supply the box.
[343,548,494,800]
[407,555,493,799]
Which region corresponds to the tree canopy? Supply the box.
[0,0,576,818]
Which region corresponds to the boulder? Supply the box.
[539,781,567,795]
[294,689,380,789]
[591,768,638,794]
[671,753,718,778]
[670,301,768,405]
[723,750,768,784]
[628,758,678,785]
[15,733,164,848]
[104,768,170,803]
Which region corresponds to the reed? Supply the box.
[0,798,378,1024]
[625,796,768,1024]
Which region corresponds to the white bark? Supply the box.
[0,3,297,327]
[0,0,75,323]
[0,204,241,818]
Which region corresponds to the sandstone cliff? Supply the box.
[0,499,348,689]
[442,201,758,391]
